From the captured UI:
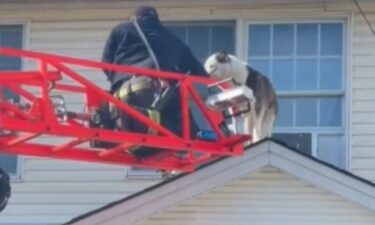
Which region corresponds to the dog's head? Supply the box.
[204,51,231,79]
[204,51,248,84]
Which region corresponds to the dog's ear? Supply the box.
[215,51,231,63]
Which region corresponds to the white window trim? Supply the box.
[245,18,351,169]
[0,19,30,181]
[346,13,354,172]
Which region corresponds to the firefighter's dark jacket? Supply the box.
[101,9,208,87]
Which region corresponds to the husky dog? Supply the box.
[204,52,278,142]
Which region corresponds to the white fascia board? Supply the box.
[269,142,375,211]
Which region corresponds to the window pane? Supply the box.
[273,24,294,56]
[211,26,235,54]
[318,135,345,168]
[3,88,19,102]
[296,59,318,90]
[296,98,318,127]
[297,24,318,56]
[0,154,18,175]
[0,63,21,71]
[249,59,270,78]
[319,97,342,127]
[0,32,21,102]
[187,26,209,62]
[320,58,342,90]
[249,25,270,56]
[275,98,294,127]
[273,133,312,155]
[320,23,343,55]
[166,22,235,64]
[0,25,23,176]
[0,28,23,67]
[0,56,20,67]
[272,59,293,91]
[2,30,23,48]
[189,94,211,130]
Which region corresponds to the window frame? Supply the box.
[245,19,350,169]
[0,20,29,180]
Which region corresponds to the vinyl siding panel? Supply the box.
[137,166,375,225]
[352,11,375,182]
[2,158,160,224]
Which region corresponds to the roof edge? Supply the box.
[65,138,375,225]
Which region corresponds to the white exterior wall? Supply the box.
[137,166,375,225]
[0,0,374,224]
[351,12,375,182]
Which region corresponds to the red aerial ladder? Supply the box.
[0,47,251,172]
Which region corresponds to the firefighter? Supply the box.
[101,6,209,157]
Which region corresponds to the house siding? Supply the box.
[137,166,375,225]
[0,0,374,224]
[352,11,375,182]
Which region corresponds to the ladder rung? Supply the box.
[99,143,133,157]
[52,138,87,152]
[7,133,41,147]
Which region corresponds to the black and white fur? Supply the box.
[204,52,278,142]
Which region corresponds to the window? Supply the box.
[166,21,236,62]
[248,22,346,168]
[167,21,236,128]
[0,25,24,176]
[127,21,236,177]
